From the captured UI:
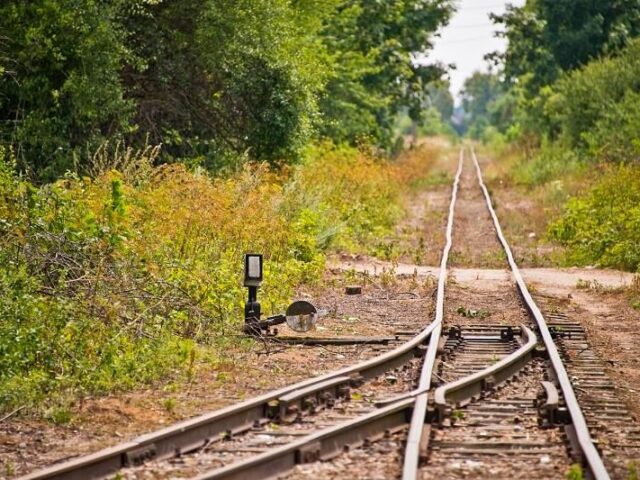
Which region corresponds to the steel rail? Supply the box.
[19,155,468,480]
[190,149,466,480]
[470,147,610,480]
[433,324,536,416]
[402,149,464,480]
[21,326,443,480]
[21,332,439,480]
[378,324,536,409]
[194,399,415,480]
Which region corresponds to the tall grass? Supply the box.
[0,141,439,414]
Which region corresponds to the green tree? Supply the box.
[120,0,330,169]
[0,1,132,179]
[460,71,506,138]
[427,80,454,123]
[489,0,640,139]
[492,0,640,92]
[318,0,454,148]
[0,0,454,179]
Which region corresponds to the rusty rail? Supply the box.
[470,147,609,480]
[433,324,536,419]
[401,149,464,479]
[194,399,414,480]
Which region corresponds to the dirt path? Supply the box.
[449,154,505,267]
[0,274,437,478]
[330,256,635,291]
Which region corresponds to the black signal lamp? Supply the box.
[243,254,263,334]
[244,254,263,287]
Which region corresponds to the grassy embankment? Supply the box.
[480,41,640,307]
[0,141,441,419]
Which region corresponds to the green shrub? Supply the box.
[548,164,640,271]
[512,139,585,186]
[583,90,640,163]
[0,141,438,413]
[551,39,640,151]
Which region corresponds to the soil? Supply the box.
[378,146,459,266]
[4,142,640,479]
[0,275,436,478]
[449,154,506,267]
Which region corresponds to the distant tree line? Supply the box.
[460,0,640,153]
[0,0,454,181]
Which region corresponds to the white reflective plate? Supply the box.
[247,256,261,279]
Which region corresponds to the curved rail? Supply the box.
[433,324,536,416]
[470,147,609,480]
[402,149,464,480]
[195,399,415,480]
[22,331,442,480]
[19,155,464,480]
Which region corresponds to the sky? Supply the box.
[426,0,526,102]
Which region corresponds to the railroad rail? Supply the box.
[19,148,614,480]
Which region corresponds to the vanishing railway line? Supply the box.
[21,148,637,480]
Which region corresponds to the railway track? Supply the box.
[21,148,633,480]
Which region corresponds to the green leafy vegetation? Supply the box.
[0,141,439,413]
[566,464,585,480]
[549,164,640,270]
[465,1,640,275]
[0,0,454,180]
[0,0,458,415]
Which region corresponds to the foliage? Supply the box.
[550,40,640,152]
[566,464,584,480]
[317,0,454,148]
[0,0,453,180]
[284,143,402,252]
[492,0,640,97]
[0,1,133,180]
[428,81,454,123]
[511,139,584,186]
[584,91,640,163]
[120,0,328,168]
[0,141,438,412]
[549,164,640,271]
[489,1,640,140]
[459,71,515,140]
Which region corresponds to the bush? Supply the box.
[583,90,640,163]
[0,141,438,413]
[551,39,640,151]
[512,139,585,186]
[548,164,640,271]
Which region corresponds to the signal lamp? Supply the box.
[243,254,263,334]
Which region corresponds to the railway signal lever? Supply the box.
[243,253,318,336]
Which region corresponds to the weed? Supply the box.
[549,164,640,271]
[0,141,441,416]
[46,406,72,425]
[451,409,465,424]
[456,306,490,319]
[163,397,177,413]
[4,460,15,477]
[628,461,639,480]
[380,266,398,289]
[566,464,584,480]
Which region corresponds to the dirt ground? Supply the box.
[449,153,506,267]
[0,274,436,478]
[3,142,639,479]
